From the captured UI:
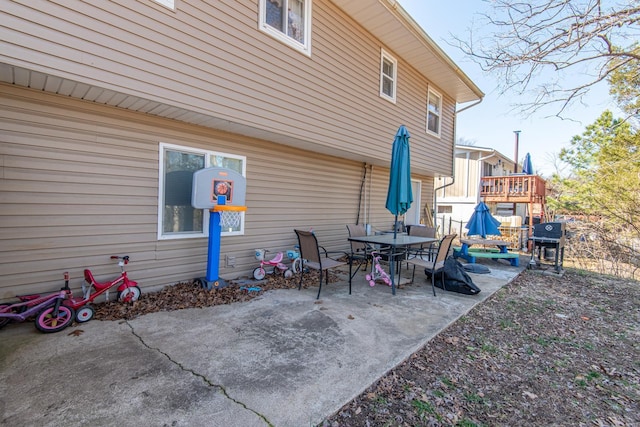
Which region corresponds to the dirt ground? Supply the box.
[93,268,639,427]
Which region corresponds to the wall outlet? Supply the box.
[225,255,236,268]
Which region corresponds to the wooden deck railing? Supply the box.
[480,174,546,204]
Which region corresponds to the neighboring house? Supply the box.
[0,0,482,298]
[434,145,545,247]
[434,145,518,227]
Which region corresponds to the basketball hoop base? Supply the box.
[195,277,230,291]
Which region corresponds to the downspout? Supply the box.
[433,99,483,229]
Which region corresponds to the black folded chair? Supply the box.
[295,229,347,299]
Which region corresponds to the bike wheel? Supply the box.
[291,258,302,274]
[118,286,141,303]
[253,267,266,280]
[0,303,12,329]
[75,305,95,323]
[35,305,75,333]
[284,269,293,278]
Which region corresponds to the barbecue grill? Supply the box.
[530,222,566,272]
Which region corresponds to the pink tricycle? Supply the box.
[253,249,292,280]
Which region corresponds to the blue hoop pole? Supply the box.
[205,196,226,282]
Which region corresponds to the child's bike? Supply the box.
[0,272,75,333]
[365,251,392,287]
[286,248,303,274]
[64,255,141,323]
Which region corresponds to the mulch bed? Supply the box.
[92,270,337,321]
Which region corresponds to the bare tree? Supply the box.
[455,0,640,117]
[456,137,478,146]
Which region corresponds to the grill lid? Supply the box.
[533,222,566,239]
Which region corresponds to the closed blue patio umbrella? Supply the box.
[522,152,534,175]
[466,201,502,238]
[385,125,413,238]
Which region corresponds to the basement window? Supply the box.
[158,143,246,240]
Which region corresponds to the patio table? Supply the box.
[348,234,437,295]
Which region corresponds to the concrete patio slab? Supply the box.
[0,258,525,426]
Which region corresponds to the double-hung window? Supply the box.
[260,0,311,55]
[427,89,442,136]
[380,49,397,103]
[158,143,246,239]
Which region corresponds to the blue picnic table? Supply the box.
[454,238,519,267]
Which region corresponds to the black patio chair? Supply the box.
[295,229,347,299]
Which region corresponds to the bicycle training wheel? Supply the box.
[75,305,95,323]
[118,286,141,303]
[35,305,75,333]
[291,258,303,274]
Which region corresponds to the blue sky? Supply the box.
[397,0,620,176]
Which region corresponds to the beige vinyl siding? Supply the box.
[0,85,433,299]
[1,0,453,176]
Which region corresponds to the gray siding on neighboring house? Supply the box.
[441,154,480,200]
[0,86,434,299]
[1,0,454,176]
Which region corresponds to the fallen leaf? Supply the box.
[348,315,355,320]
[68,329,84,336]
[445,336,460,345]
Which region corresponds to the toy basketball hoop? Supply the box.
[192,167,247,290]
[213,204,247,230]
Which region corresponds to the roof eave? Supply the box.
[330,0,484,103]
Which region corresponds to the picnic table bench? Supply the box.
[453,238,520,266]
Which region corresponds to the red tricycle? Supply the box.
[62,255,141,323]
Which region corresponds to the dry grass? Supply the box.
[322,269,640,427]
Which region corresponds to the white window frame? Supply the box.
[158,143,247,240]
[259,0,312,56]
[152,0,175,10]
[427,89,442,137]
[379,49,397,103]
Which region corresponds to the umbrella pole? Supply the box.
[393,214,398,239]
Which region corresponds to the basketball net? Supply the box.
[212,205,247,230]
